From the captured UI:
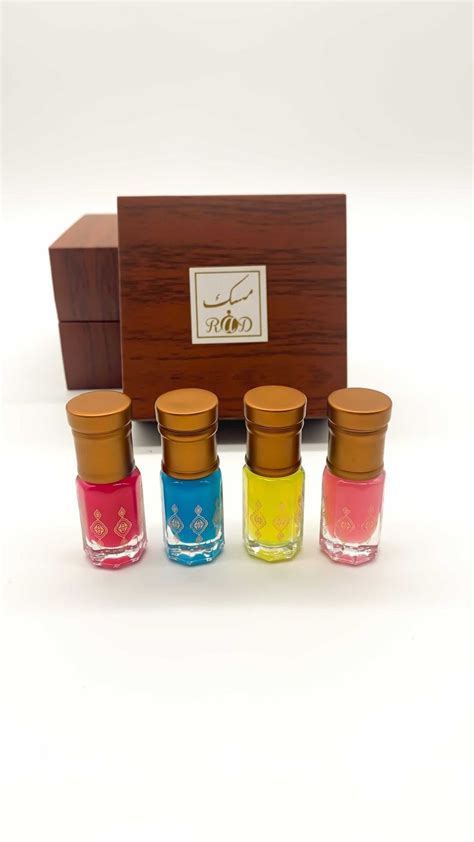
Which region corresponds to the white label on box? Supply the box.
[189,266,268,344]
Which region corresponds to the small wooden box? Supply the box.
[49,215,122,389]
[118,195,347,420]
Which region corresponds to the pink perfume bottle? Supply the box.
[66,391,147,569]
[319,388,392,565]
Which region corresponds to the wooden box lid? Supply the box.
[49,214,119,321]
[118,195,346,420]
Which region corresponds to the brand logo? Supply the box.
[189,265,268,344]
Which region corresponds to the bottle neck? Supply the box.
[161,426,219,480]
[327,421,387,481]
[246,423,302,478]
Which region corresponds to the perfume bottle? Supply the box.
[319,387,392,565]
[66,391,147,569]
[243,385,307,562]
[155,389,224,565]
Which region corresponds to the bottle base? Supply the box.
[319,535,378,566]
[244,537,301,562]
[84,534,147,569]
[166,536,224,566]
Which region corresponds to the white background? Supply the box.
[1,3,472,841]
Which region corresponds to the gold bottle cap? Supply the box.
[327,387,392,480]
[244,385,307,477]
[155,388,219,480]
[66,391,135,484]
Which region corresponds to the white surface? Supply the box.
[1,4,472,842]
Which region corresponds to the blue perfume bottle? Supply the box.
[155,389,224,565]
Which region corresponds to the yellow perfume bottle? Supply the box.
[243,386,307,562]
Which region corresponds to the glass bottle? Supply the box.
[243,385,307,562]
[66,391,147,569]
[155,388,224,565]
[319,387,392,565]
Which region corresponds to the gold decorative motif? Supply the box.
[212,497,222,529]
[361,505,377,537]
[190,504,208,543]
[168,503,184,535]
[90,509,108,544]
[250,500,266,538]
[113,506,132,543]
[273,503,290,542]
[294,494,303,531]
[334,507,355,540]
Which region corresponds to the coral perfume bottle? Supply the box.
[155,389,224,565]
[319,388,392,565]
[66,391,147,569]
[243,385,307,562]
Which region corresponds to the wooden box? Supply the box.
[49,215,122,389]
[118,195,347,420]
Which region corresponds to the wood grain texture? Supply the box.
[50,215,119,321]
[118,195,346,420]
[59,322,121,390]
